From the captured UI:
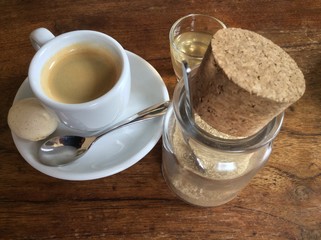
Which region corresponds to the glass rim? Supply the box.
[169,13,227,43]
[169,14,227,61]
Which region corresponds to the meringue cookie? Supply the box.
[8,98,58,141]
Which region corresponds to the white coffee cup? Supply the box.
[28,28,131,132]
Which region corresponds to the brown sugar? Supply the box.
[191,28,305,137]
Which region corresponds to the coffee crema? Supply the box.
[41,44,120,104]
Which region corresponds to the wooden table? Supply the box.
[1,1,321,239]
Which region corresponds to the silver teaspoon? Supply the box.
[181,61,205,173]
[38,101,170,167]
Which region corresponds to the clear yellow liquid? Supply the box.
[171,31,212,80]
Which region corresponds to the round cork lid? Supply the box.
[211,28,305,103]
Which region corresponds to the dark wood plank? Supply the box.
[1,1,321,239]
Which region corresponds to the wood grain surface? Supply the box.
[1,1,320,239]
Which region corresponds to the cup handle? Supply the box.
[29,28,55,51]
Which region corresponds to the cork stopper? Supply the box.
[190,28,305,137]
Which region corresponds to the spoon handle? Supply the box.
[182,61,193,117]
[96,101,170,139]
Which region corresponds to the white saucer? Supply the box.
[12,51,169,180]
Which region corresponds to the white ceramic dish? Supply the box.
[11,51,169,180]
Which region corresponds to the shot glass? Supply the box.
[169,14,226,80]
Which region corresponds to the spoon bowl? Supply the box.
[39,101,170,166]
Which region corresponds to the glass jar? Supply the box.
[162,79,284,207]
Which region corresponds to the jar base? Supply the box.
[162,150,238,207]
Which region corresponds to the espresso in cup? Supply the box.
[29,28,131,131]
[42,43,120,104]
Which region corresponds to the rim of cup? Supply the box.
[28,30,129,110]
